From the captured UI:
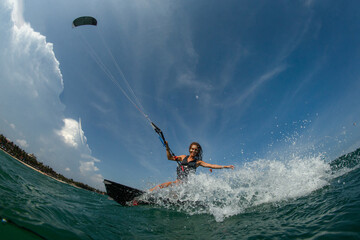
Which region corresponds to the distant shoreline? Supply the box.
[1,148,71,185]
[0,134,105,195]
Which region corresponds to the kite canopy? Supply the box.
[72,16,97,27]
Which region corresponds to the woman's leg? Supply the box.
[149,179,180,192]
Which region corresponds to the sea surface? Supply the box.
[1,149,360,239]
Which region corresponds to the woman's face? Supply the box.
[189,144,199,157]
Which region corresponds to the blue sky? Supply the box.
[1,0,360,190]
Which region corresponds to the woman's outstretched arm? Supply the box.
[198,161,234,169]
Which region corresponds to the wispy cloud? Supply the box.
[234,65,287,106]
[176,70,213,92]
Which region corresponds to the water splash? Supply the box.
[143,155,333,222]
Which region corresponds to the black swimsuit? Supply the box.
[176,156,200,180]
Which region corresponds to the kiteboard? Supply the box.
[104,179,207,207]
[103,179,148,206]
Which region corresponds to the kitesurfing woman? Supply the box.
[150,141,234,191]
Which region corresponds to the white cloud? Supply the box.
[56,118,84,149]
[16,139,28,148]
[0,0,104,189]
[79,158,103,186]
[80,161,99,174]
[9,0,25,27]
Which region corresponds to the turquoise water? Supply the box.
[1,149,360,239]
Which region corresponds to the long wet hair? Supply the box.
[189,142,203,160]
